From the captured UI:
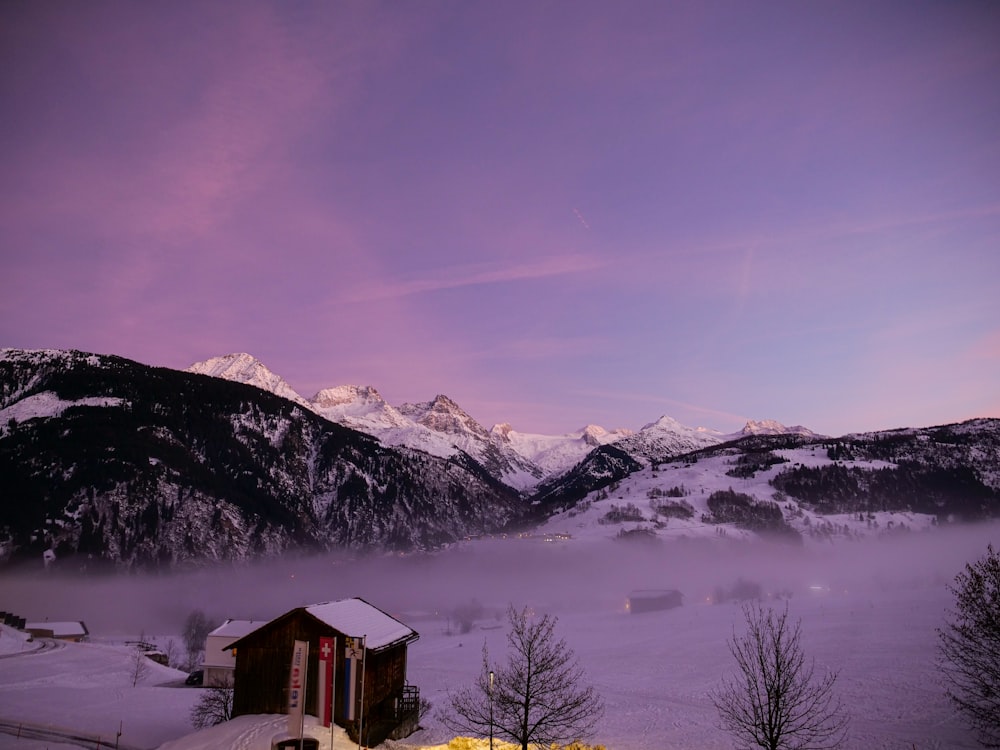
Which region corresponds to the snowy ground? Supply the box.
[0,631,197,749]
[0,526,993,749]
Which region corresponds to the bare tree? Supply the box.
[190,676,234,729]
[129,647,149,687]
[162,637,182,669]
[711,603,847,750]
[443,605,604,750]
[937,544,1000,748]
[182,609,213,671]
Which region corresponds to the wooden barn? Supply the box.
[626,589,683,614]
[24,620,89,642]
[225,597,420,746]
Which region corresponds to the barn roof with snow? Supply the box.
[304,598,416,651]
[24,621,89,640]
[223,596,418,653]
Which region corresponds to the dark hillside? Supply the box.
[0,350,523,568]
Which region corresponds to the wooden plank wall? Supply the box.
[232,610,410,728]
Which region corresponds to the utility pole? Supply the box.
[357,635,367,750]
[489,670,494,750]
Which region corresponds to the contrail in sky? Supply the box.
[573,208,591,230]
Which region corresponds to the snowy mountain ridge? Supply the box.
[737,418,823,439]
[2,348,999,570]
[185,353,749,489]
[186,352,309,409]
[0,348,526,568]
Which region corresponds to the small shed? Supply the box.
[24,621,89,642]
[626,589,683,614]
[203,619,259,686]
[225,597,419,746]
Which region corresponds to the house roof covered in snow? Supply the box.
[208,619,261,639]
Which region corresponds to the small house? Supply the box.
[203,619,259,686]
[225,597,419,746]
[626,589,683,614]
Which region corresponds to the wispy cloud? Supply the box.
[572,388,748,427]
[342,253,606,303]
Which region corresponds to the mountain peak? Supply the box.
[581,424,610,447]
[186,354,307,406]
[429,394,461,411]
[312,384,385,409]
[399,394,488,439]
[616,414,724,464]
[640,415,689,432]
[740,419,822,438]
[491,422,514,441]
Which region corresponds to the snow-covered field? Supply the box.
[0,525,993,749]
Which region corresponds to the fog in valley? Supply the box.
[2,522,995,637]
[2,523,997,748]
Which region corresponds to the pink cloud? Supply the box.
[968,330,1000,363]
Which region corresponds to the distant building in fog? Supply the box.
[626,589,683,614]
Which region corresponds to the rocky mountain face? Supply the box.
[0,349,522,569]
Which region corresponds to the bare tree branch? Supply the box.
[190,676,234,729]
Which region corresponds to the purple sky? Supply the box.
[2,1,999,437]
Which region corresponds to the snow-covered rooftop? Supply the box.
[25,621,88,637]
[208,619,261,639]
[305,598,417,651]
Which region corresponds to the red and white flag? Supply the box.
[318,636,336,727]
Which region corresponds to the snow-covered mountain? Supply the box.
[186,352,310,409]
[4,348,999,570]
[0,349,524,568]
[491,422,632,476]
[537,419,1000,546]
[185,354,644,490]
[733,419,825,439]
[615,415,726,465]
[185,354,832,493]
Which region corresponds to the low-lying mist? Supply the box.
[1,522,996,636]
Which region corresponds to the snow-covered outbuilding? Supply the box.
[202,619,259,686]
[24,620,89,642]
[225,597,419,747]
[626,589,683,614]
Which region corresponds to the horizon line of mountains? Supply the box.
[1,347,997,569]
[185,351,825,491]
